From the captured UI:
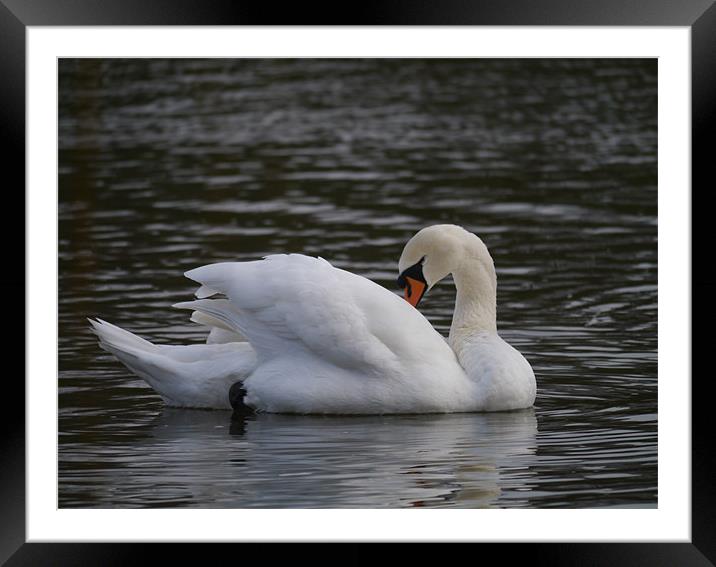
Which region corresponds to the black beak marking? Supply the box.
[397,260,426,293]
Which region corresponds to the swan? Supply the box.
[90,224,536,414]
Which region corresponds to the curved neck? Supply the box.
[449,256,497,348]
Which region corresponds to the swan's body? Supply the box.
[91,225,536,413]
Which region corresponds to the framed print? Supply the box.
[7,0,714,563]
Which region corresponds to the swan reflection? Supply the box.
[144,408,538,508]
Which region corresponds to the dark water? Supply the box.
[58,59,657,508]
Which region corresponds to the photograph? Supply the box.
[58,57,657,510]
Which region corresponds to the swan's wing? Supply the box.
[187,309,247,344]
[175,254,449,373]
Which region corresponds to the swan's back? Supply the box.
[177,254,471,414]
[181,254,453,369]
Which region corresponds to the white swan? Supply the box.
[90,224,536,414]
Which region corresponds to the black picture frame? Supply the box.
[6,0,713,564]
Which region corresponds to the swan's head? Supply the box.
[397,224,492,307]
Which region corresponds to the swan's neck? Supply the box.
[449,256,497,350]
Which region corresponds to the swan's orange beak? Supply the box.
[398,260,428,308]
[403,277,427,308]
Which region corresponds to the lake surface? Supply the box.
[58,58,657,508]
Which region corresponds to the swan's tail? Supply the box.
[89,318,157,357]
[88,318,256,409]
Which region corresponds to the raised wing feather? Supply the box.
[177,254,450,373]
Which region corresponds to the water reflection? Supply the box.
[80,408,537,508]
